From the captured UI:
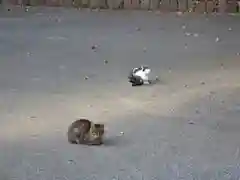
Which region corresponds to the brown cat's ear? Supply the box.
[95,124,104,129]
[94,124,105,134]
[94,124,101,128]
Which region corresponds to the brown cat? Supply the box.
[67,119,104,145]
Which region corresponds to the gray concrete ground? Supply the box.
[1,7,240,179]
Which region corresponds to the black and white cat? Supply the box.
[128,66,152,86]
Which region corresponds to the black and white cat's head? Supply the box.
[131,65,151,76]
[141,66,151,75]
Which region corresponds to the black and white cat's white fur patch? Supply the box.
[128,66,152,86]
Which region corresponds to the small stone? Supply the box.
[25,8,29,12]
[104,60,108,64]
[27,52,31,56]
[236,52,240,56]
[30,116,37,119]
[184,84,188,88]
[7,8,11,12]
[135,27,141,31]
[91,45,98,50]
[228,27,232,31]
[193,33,199,37]
[215,37,220,42]
[120,132,124,135]
[68,160,76,164]
[185,32,191,36]
[188,121,195,125]
[200,81,205,85]
[84,76,89,80]
[182,25,186,30]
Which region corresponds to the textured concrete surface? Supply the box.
[0,7,240,179]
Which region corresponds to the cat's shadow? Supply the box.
[103,135,130,147]
[145,79,166,86]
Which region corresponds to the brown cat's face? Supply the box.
[90,124,104,144]
[92,124,104,138]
